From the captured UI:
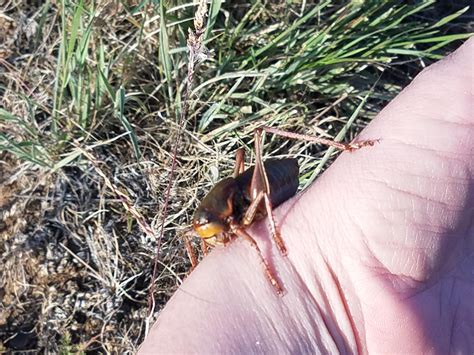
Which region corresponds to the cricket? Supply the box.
[185,126,377,294]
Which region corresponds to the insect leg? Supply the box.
[250,128,287,255]
[233,148,246,178]
[241,189,287,255]
[182,229,198,270]
[262,193,287,255]
[242,190,264,225]
[232,224,283,295]
[258,125,378,151]
[250,128,271,195]
[200,238,209,256]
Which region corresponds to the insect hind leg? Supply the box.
[233,148,246,177]
[263,192,287,255]
[257,125,378,152]
[251,128,288,256]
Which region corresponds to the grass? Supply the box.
[0,0,472,352]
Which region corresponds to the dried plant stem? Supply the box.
[146,0,209,321]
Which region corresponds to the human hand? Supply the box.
[139,38,473,354]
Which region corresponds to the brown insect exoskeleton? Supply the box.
[185,126,377,294]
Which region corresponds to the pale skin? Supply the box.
[139,38,474,354]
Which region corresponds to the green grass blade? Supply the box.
[198,76,245,132]
[241,0,331,67]
[0,134,51,167]
[159,1,173,105]
[430,6,470,28]
[204,0,222,40]
[116,87,141,160]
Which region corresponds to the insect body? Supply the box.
[188,127,377,294]
[191,152,298,293]
[193,158,298,246]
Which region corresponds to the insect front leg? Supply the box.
[200,238,209,256]
[182,229,199,270]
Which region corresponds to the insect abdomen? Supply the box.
[263,159,299,207]
[236,158,299,208]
